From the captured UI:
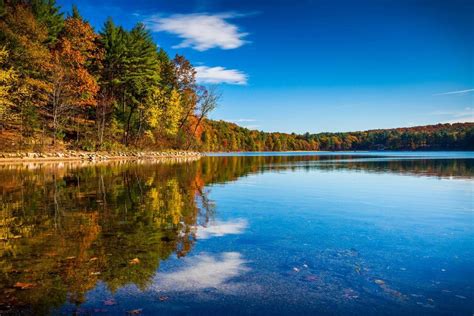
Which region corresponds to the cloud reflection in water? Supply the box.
[151,252,249,292]
[196,219,248,239]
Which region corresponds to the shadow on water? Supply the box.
[0,154,472,314]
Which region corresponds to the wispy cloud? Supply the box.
[430,107,472,116]
[228,118,257,123]
[442,117,474,124]
[151,252,249,292]
[430,107,473,123]
[145,13,248,51]
[223,119,260,130]
[195,66,248,85]
[242,124,260,130]
[433,88,474,96]
[196,219,248,239]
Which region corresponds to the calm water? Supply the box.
[0,152,473,315]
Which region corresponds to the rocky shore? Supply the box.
[0,150,201,162]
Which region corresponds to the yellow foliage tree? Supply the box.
[0,47,17,120]
[145,87,182,139]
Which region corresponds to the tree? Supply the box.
[96,18,127,146]
[121,23,160,145]
[0,3,52,146]
[0,46,17,126]
[173,55,197,130]
[30,0,64,44]
[187,86,220,149]
[48,11,101,145]
[145,87,182,139]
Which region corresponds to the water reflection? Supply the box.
[151,252,249,292]
[196,219,248,239]
[0,154,472,314]
[1,160,207,314]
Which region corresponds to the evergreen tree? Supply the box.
[30,0,64,44]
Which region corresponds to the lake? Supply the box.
[0,152,473,315]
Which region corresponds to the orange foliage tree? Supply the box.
[48,13,102,145]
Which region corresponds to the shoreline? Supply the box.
[0,151,201,163]
[1,149,472,163]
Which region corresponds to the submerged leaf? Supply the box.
[14,282,35,289]
[129,258,140,265]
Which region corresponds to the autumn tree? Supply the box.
[145,87,182,143]
[47,8,101,145]
[0,46,17,127]
[0,3,52,146]
[173,55,198,130]
[187,86,221,149]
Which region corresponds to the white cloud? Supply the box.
[145,13,248,51]
[195,66,247,85]
[151,252,249,292]
[196,219,247,239]
[433,88,474,96]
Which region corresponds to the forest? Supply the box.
[0,1,472,153]
[202,121,474,151]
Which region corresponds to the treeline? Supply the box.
[201,121,474,151]
[0,0,218,151]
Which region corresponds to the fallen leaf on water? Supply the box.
[304,275,319,282]
[129,258,140,265]
[126,309,142,315]
[343,288,359,300]
[94,309,108,313]
[14,282,35,290]
[103,299,116,306]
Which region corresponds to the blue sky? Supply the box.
[57,0,473,133]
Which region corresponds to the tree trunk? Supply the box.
[52,107,57,146]
[124,106,134,146]
[186,116,204,150]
